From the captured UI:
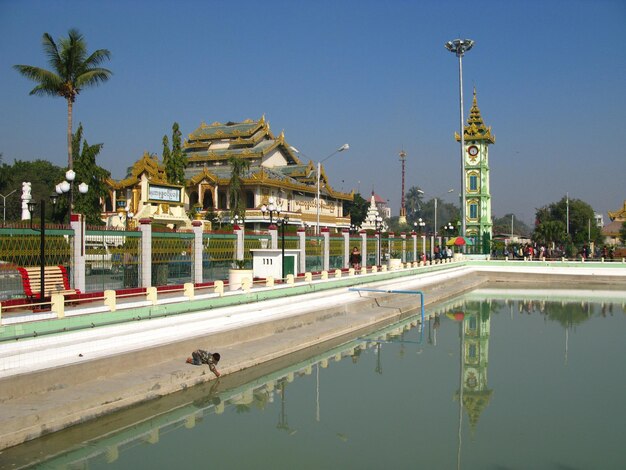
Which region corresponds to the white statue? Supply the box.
[21,182,32,220]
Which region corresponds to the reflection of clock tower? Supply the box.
[455,301,494,432]
[455,89,495,244]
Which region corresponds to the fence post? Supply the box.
[321,227,330,272]
[192,221,204,284]
[71,213,86,293]
[401,232,407,262]
[411,231,417,263]
[342,229,350,269]
[139,218,152,288]
[104,289,117,312]
[269,224,278,249]
[297,226,306,275]
[360,230,367,267]
[233,223,244,264]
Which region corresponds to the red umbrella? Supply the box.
[445,236,474,246]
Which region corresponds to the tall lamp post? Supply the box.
[261,196,281,225]
[55,169,89,223]
[315,144,349,235]
[374,215,384,266]
[27,194,59,300]
[445,38,474,239]
[278,216,290,280]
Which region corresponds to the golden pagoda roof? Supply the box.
[608,200,626,221]
[455,89,496,144]
[111,152,169,189]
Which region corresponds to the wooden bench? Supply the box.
[17,265,78,300]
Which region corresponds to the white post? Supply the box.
[401,233,407,262]
[139,218,152,288]
[343,229,350,269]
[412,231,417,263]
[297,226,307,275]
[69,213,86,293]
[192,220,203,283]
[322,227,330,272]
[269,224,278,249]
[234,223,244,261]
[360,230,367,267]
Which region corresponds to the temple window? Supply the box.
[245,191,255,209]
[203,190,214,209]
[469,175,478,191]
[469,204,478,219]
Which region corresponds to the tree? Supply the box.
[533,220,567,247]
[71,124,111,225]
[534,196,601,246]
[0,159,65,222]
[227,155,250,219]
[14,29,112,169]
[404,186,424,224]
[492,213,531,237]
[344,192,369,228]
[163,122,186,184]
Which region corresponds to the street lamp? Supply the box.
[418,188,454,239]
[55,169,88,223]
[279,216,290,281]
[261,196,281,225]
[27,194,58,300]
[414,218,425,234]
[445,38,474,238]
[316,144,349,235]
[374,215,384,266]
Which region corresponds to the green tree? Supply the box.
[404,186,424,224]
[492,213,531,237]
[1,159,65,222]
[71,124,111,225]
[534,196,600,245]
[163,122,186,184]
[14,29,112,170]
[227,155,250,219]
[344,192,369,228]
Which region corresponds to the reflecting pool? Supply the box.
[7,290,626,469]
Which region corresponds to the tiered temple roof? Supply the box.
[456,89,496,144]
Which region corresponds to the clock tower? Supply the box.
[455,89,495,246]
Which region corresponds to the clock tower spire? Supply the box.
[455,89,495,249]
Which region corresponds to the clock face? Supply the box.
[467,145,479,157]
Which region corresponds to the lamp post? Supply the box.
[445,38,474,239]
[125,207,134,230]
[1,189,17,227]
[27,195,58,300]
[418,188,454,239]
[374,215,384,266]
[261,196,281,225]
[414,218,425,234]
[278,216,290,280]
[55,169,88,224]
[315,144,349,235]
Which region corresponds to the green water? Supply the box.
[9,295,626,469]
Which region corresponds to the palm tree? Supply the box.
[14,29,112,170]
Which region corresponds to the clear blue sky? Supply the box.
[1,0,625,224]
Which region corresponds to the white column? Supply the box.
[192,220,203,283]
[297,227,306,274]
[322,227,330,272]
[342,229,350,269]
[71,213,85,292]
[269,224,278,249]
[234,223,244,261]
[139,218,152,288]
[411,231,417,263]
[360,230,367,267]
[401,233,407,262]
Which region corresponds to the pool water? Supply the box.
[10,294,626,469]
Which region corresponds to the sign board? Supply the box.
[148,185,181,203]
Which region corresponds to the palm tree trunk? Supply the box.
[67,99,73,169]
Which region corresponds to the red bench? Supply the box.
[17,265,79,299]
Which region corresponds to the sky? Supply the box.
[1,0,625,225]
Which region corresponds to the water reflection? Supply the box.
[7,292,626,469]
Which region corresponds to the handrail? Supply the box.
[348,287,425,342]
